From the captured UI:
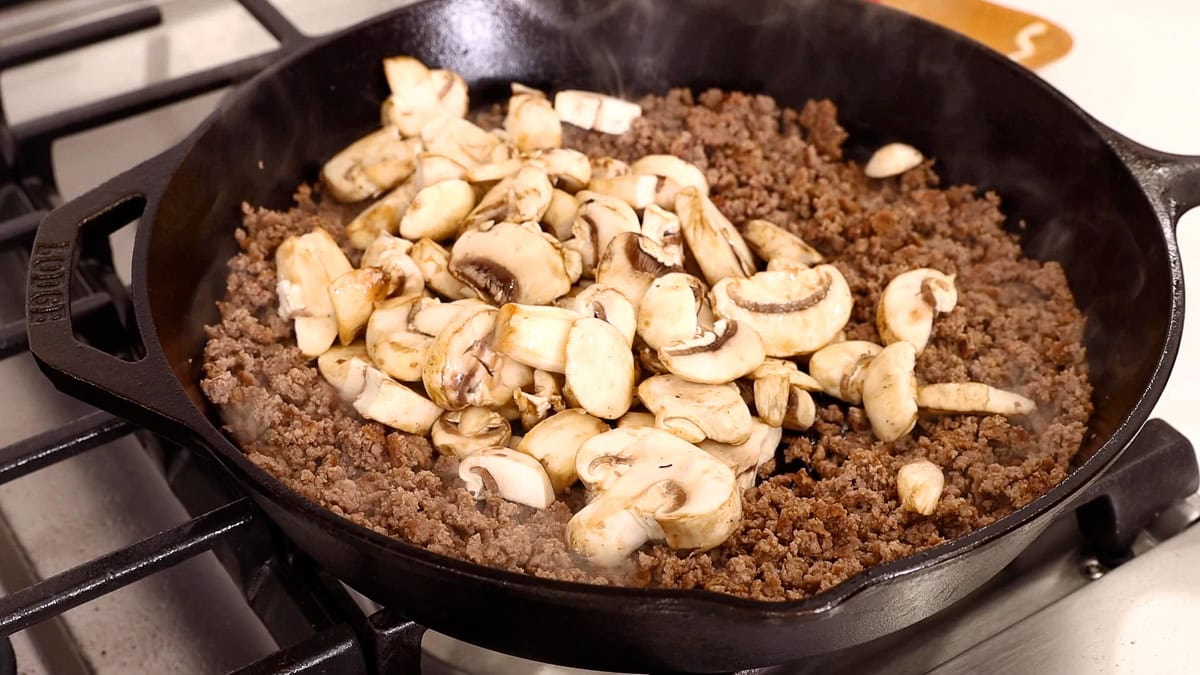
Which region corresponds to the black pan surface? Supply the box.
[27,0,1200,670]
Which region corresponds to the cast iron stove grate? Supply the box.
[0,3,1196,674]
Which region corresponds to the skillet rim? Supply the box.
[135,0,1185,617]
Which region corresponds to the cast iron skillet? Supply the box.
[25,0,1200,671]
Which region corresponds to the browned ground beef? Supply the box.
[201,89,1092,601]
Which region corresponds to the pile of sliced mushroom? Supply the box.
[277,56,1042,566]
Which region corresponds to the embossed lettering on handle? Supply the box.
[28,241,71,324]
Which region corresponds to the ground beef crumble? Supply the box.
[201,89,1092,601]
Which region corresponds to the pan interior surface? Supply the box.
[135,0,1177,666]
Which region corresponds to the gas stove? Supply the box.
[1,1,1199,673]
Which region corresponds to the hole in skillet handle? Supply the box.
[26,144,199,438]
[1074,419,1198,565]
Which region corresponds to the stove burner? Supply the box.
[0,3,1196,673]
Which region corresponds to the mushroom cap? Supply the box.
[616,411,656,429]
[431,407,512,459]
[675,186,755,285]
[698,418,782,478]
[275,228,352,357]
[916,382,1037,417]
[316,344,372,401]
[637,374,753,444]
[563,318,635,420]
[517,409,610,493]
[353,366,443,435]
[328,267,390,345]
[658,319,766,385]
[492,303,579,373]
[568,427,741,566]
[562,283,637,347]
[570,192,641,274]
[630,154,709,210]
[742,219,824,267]
[639,204,684,266]
[896,458,944,515]
[711,264,854,357]
[415,152,470,186]
[458,447,556,509]
[637,272,708,351]
[781,385,817,431]
[861,341,919,442]
[346,181,420,249]
[864,142,924,179]
[399,179,477,241]
[541,189,578,241]
[808,341,884,404]
[421,117,505,170]
[366,296,431,382]
[321,127,418,203]
[553,90,642,135]
[504,91,563,152]
[422,305,529,410]
[594,233,683,309]
[448,221,573,306]
[409,238,475,300]
[586,174,658,210]
[876,268,957,354]
[524,148,593,193]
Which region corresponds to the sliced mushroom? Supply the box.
[505,90,563,152]
[316,344,372,401]
[570,192,641,274]
[422,304,531,410]
[346,180,421,249]
[629,154,709,210]
[553,90,642,134]
[877,268,958,354]
[415,152,470,186]
[699,419,782,489]
[896,459,944,515]
[916,383,1037,416]
[398,179,476,241]
[513,370,566,430]
[861,341,919,442]
[563,318,635,420]
[275,228,352,357]
[408,297,490,337]
[808,341,883,404]
[749,358,821,427]
[595,232,683,308]
[541,189,577,241]
[421,117,506,170]
[524,148,592,193]
[361,233,424,297]
[465,157,522,185]
[864,142,924,179]
[354,366,443,434]
[658,319,766,385]
[458,447,556,509]
[782,385,816,431]
[381,57,468,136]
[711,264,854,357]
[586,174,657,210]
[675,186,756,285]
[517,409,610,492]
[448,221,573,305]
[322,127,420,203]
[559,283,636,347]
[328,267,390,345]
[409,238,474,300]
[637,374,752,444]
[568,427,740,567]
[431,407,512,458]
[640,204,684,266]
[589,157,630,181]
[366,296,432,382]
[461,167,554,232]
[493,303,579,372]
[616,411,656,429]
[637,272,709,350]
[742,219,824,267]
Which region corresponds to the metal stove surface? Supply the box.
[1,1,1199,674]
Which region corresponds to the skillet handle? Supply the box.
[1105,133,1200,224]
[26,145,200,436]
